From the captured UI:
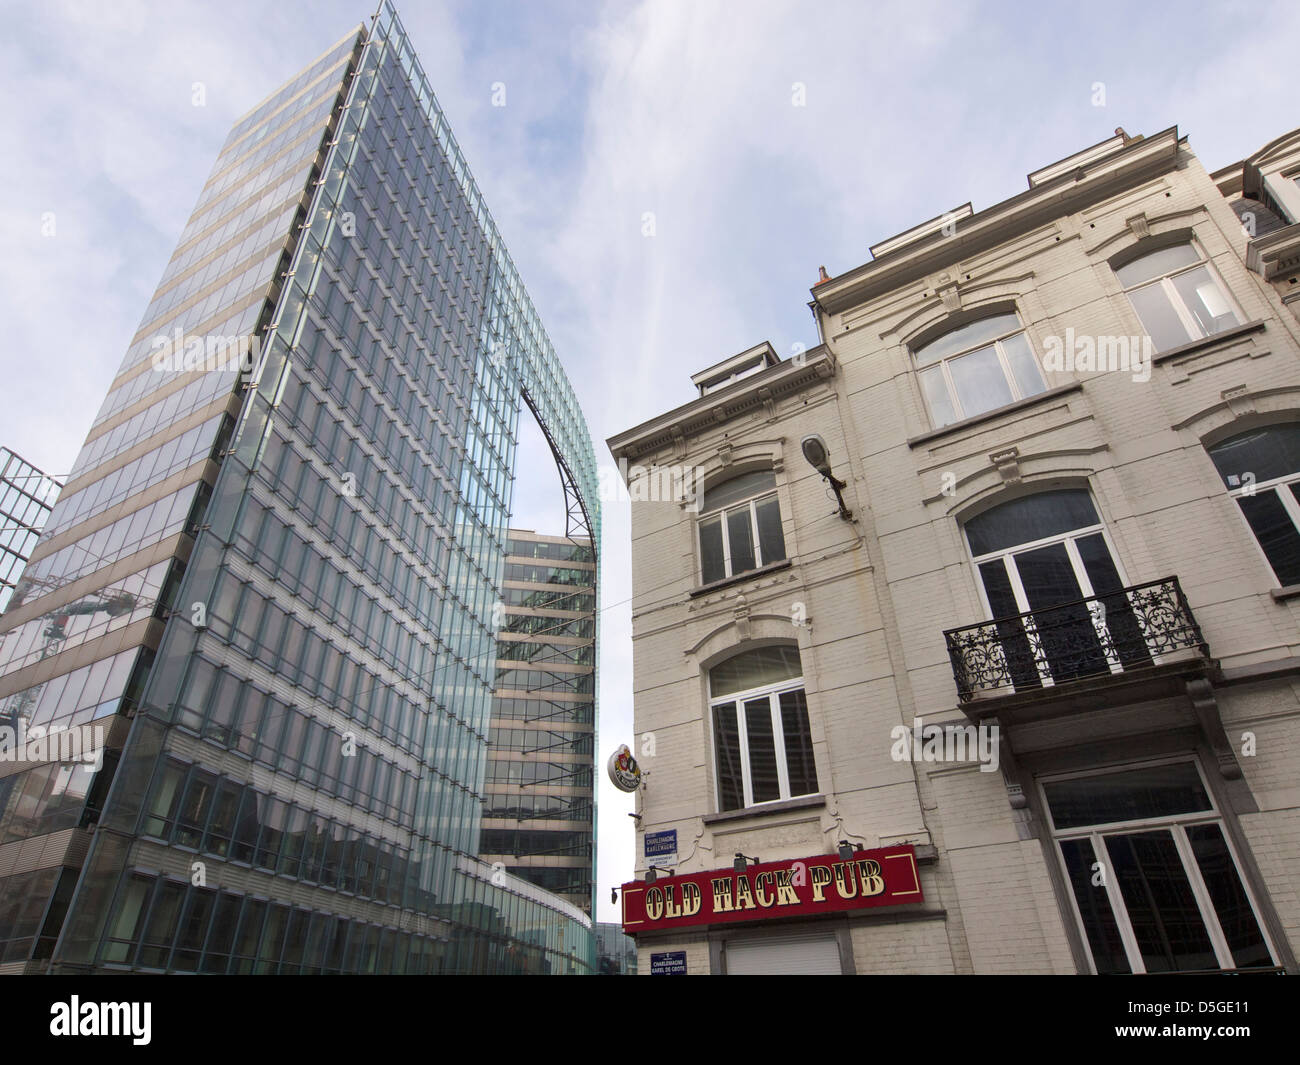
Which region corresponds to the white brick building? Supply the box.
[608,125,1300,975]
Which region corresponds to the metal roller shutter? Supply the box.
[725,932,843,975]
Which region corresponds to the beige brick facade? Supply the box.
[610,126,1300,975]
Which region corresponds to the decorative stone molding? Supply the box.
[1125,212,1151,240]
[989,446,1022,484]
[733,594,752,641]
[997,728,1036,840]
[1221,384,1256,418]
[1186,677,1242,780]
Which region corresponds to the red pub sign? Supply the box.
[621,846,922,934]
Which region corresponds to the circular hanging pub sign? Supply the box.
[607,744,642,792]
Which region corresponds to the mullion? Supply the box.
[1171,824,1234,969]
[1161,270,1207,340]
[736,699,753,807]
[991,339,1022,403]
[769,692,790,799]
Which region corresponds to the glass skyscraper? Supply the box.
[0,2,599,974]
[482,530,596,915]
[0,449,61,616]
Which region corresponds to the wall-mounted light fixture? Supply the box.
[733,852,760,874]
[801,434,853,521]
[645,865,674,885]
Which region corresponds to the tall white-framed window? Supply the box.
[913,311,1048,429]
[963,489,1151,689]
[1042,759,1277,974]
[697,470,787,586]
[1114,242,1241,352]
[1207,424,1300,588]
[709,645,817,812]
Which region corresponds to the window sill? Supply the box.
[1151,319,1267,364]
[702,793,826,826]
[1270,584,1300,602]
[689,558,792,598]
[907,383,1084,448]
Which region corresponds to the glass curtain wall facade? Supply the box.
[596,921,637,975]
[0,2,598,974]
[0,449,61,617]
[482,530,596,914]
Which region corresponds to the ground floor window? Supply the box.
[1043,760,1276,973]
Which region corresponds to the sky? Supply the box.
[1,0,1295,925]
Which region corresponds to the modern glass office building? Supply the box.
[0,449,61,616]
[481,529,596,915]
[0,2,598,974]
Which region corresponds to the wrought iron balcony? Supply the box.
[944,576,1209,702]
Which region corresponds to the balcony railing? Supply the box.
[944,576,1208,702]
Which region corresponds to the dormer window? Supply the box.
[691,343,781,397]
[700,360,766,395]
[913,311,1048,429]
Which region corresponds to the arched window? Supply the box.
[1114,243,1239,352]
[913,311,1047,429]
[697,469,786,585]
[709,645,817,812]
[1207,424,1300,587]
[964,489,1149,688]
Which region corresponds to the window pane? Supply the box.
[1208,425,1300,487]
[710,645,802,697]
[103,876,150,964]
[201,894,241,973]
[1237,489,1300,586]
[176,771,217,847]
[172,888,216,971]
[1044,762,1211,830]
[1105,830,1218,973]
[976,558,1041,690]
[919,365,957,427]
[744,697,780,803]
[138,880,185,968]
[231,899,266,974]
[1059,838,1131,974]
[755,497,786,566]
[965,489,1100,557]
[1185,823,1273,969]
[1170,265,1237,337]
[1014,541,1108,681]
[1115,244,1200,288]
[779,690,818,797]
[948,345,1014,419]
[699,516,725,585]
[143,762,185,838]
[713,703,744,812]
[1128,282,1192,352]
[913,312,1021,366]
[1076,533,1151,669]
[726,506,756,574]
[703,470,776,513]
[1000,332,1047,398]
